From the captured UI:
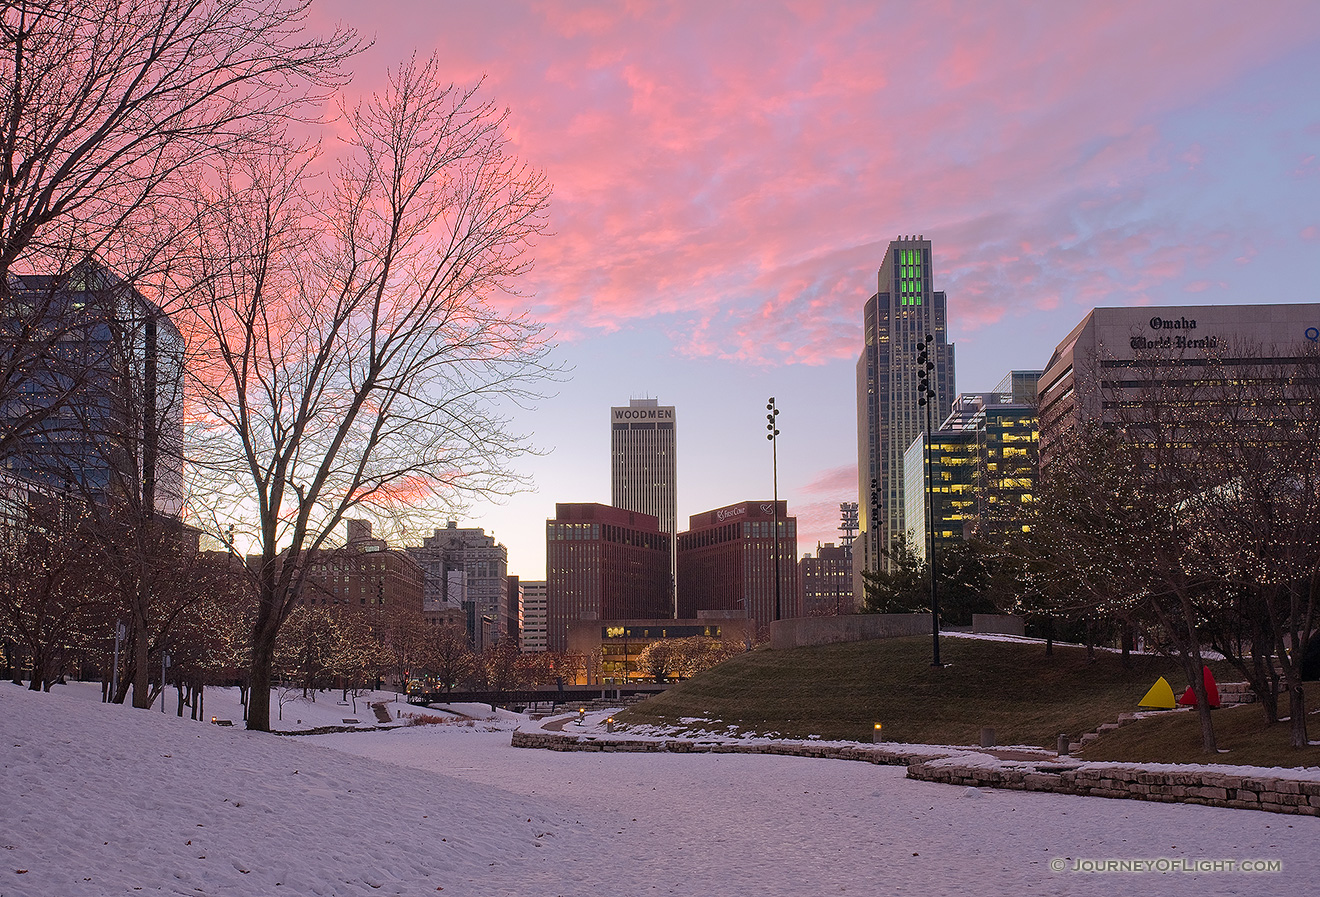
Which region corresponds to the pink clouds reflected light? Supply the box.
[313,2,1320,362]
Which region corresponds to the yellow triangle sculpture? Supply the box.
[1139,676,1177,710]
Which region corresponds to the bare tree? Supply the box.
[182,57,554,731]
[1180,349,1320,748]
[420,623,477,695]
[0,491,109,690]
[0,0,357,467]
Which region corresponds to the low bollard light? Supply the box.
[578,707,586,726]
[873,722,883,743]
[1057,734,1070,756]
[606,717,614,733]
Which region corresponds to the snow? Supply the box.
[4,681,1318,896]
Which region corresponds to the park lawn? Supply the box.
[617,634,1228,749]
[1079,696,1320,768]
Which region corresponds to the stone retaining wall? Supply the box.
[514,730,1320,817]
[906,758,1320,817]
[511,730,929,766]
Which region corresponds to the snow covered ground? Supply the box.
[3,681,1317,896]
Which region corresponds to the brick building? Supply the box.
[677,500,798,629]
[297,519,424,624]
[545,503,671,652]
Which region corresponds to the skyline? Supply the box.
[306,1,1320,579]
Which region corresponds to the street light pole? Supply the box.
[767,397,782,622]
[916,334,942,668]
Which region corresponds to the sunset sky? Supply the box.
[310,1,1320,580]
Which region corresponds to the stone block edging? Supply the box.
[906,758,1320,817]
[512,730,1320,817]
[510,729,935,766]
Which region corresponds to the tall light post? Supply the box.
[766,397,782,622]
[916,334,942,667]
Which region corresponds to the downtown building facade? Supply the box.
[545,503,671,653]
[855,238,955,592]
[611,398,678,616]
[520,580,548,652]
[798,542,853,616]
[903,371,1041,561]
[2,261,185,520]
[294,519,425,625]
[676,500,798,630]
[407,521,510,651]
[1038,304,1320,461]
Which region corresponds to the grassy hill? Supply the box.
[1078,700,1320,767]
[616,635,1239,750]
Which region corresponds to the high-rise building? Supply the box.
[506,575,522,648]
[903,372,1040,561]
[2,261,185,518]
[903,428,976,562]
[520,580,548,652]
[855,237,955,592]
[676,500,798,630]
[545,503,671,652]
[407,521,509,650]
[610,397,677,615]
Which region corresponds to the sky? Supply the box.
[305,1,1320,580]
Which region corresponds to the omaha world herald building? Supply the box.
[1038,303,1320,460]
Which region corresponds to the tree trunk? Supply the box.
[1179,654,1218,754]
[247,622,277,732]
[131,576,152,708]
[29,639,54,691]
[1249,647,1280,725]
[1288,683,1309,749]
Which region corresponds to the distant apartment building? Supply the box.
[298,519,424,624]
[611,397,678,615]
[676,500,798,630]
[520,580,548,652]
[799,542,853,616]
[546,503,671,652]
[407,521,509,650]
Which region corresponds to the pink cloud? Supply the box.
[792,499,853,556]
[1302,225,1320,242]
[802,464,858,495]
[307,1,1320,365]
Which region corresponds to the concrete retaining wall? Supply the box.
[768,613,929,650]
[971,614,1025,636]
[907,759,1320,817]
